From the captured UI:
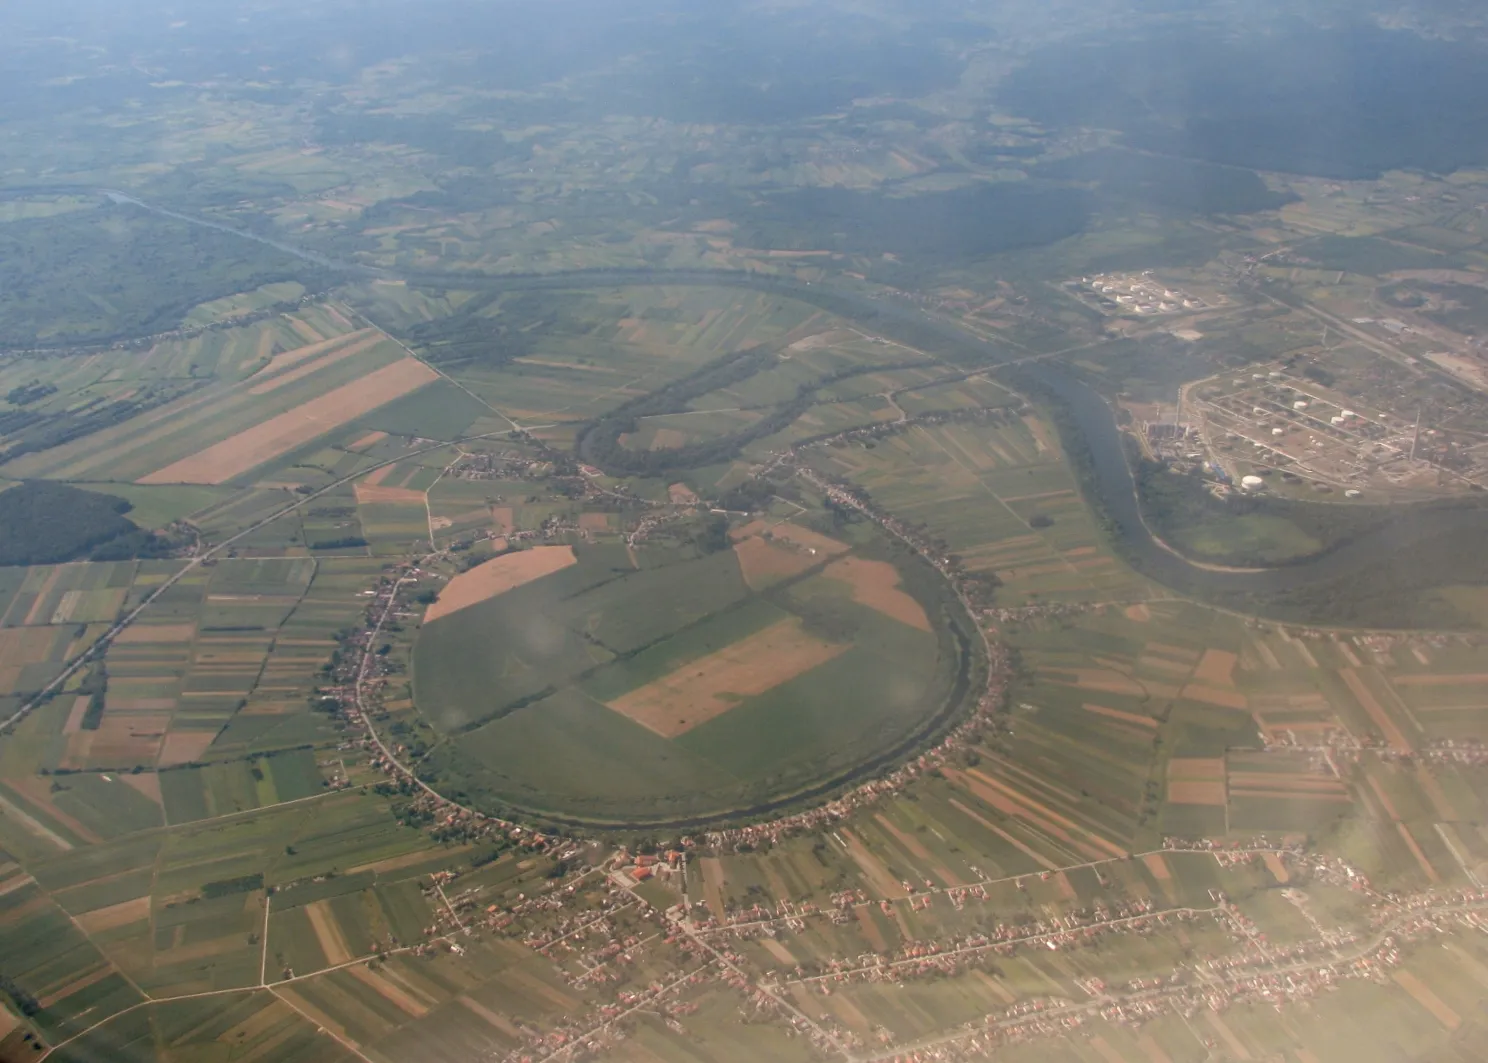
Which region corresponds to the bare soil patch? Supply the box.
[140,358,438,484]
[1124,604,1151,621]
[62,695,91,736]
[76,895,150,934]
[1022,415,1056,453]
[1392,970,1461,1030]
[115,623,195,644]
[733,536,815,590]
[425,546,576,623]
[347,430,387,452]
[248,332,384,396]
[21,568,64,627]
[490,506,514,533]
[1179,684,1249,710]
[1168,757,1225,780]
[1083,703,1158,729]
[354,483,425,505]
[157,730,218,768]
[37,964,116,1010]
[1142,852,1172,881]
[668,483,699,504]
[1167,780,1227,805]
[1340,668,1413,754]
[305,900,353,965]
[119,772,163,806]
[1193,649,1238,686]
[249,330,368,379]
[606,618,847,737]
[578,513,610,534]
[824,556,930,631]
[346,964,428,1017]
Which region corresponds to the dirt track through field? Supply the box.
[139,357,437,484]
[605,618,847,737]
[424,545,576,623]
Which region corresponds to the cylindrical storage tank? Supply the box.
[1241,475,1265,490]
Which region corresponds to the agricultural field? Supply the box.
[0,305,436,487]
[804,403,1152,604]
[409,509,974,825]
[5,8,1488,1059]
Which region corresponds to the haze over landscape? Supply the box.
[3,2,1488,1061]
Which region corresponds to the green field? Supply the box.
[413,529,971,825]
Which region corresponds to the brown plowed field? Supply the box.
[248,332,384,395]
[1168,757,1225,780]
[354,483,426,505]
[114,623,196,644]
[1084,702,1158,728]
[347,430,387,451]
[157,730,218,768]
[733,536,816,589]
[139,357,438,484]
[76,896,151,934]
[1179,683,1249,709]
[1167,780,1226,805]
[1193,649,1238,686]
[305,900,353,965]
[249,329,369,378]
[424,545,576,623]
[823,557,930,631]
[605,618,846,737]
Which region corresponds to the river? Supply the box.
[55,191,1488,601]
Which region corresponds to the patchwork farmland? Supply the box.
[0,278,1486,1063]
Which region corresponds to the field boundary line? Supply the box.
[335,302,523,432]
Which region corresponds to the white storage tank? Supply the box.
[1241,475,1265,490]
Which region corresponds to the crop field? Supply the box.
[411,517,968,823]
[8,18,1488,1063]
[804,412,1150,604]
[1,308,427,486]
[994,599,1488,889]
[378,286,847,429]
